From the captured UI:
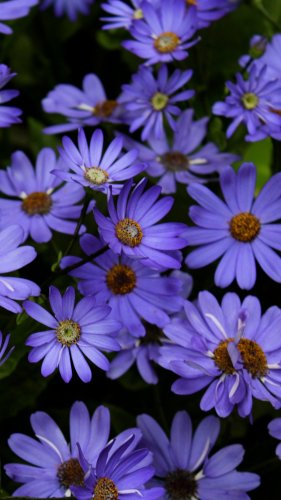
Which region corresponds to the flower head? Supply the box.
[0,148,84,243]
[61,235,185,337]
[0,64,21,127]
[5,401,142,497]
[40,0,94,21]
[0,0,38,35]
[213,64,281,141]
[0,225,39,313]
[160,291,281,418]
[24,286,121,383]
[137,410,260,498]
[185,0,236,29]
[101,0,158,30]
[120,65,194,140]
[56,129,145,195]
[94,178,187,270]
[42,73,123,134]
[121,109,239,193]
[123,0,199,65]
[185,162,281,289]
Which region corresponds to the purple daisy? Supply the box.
[160,290,281,418]
[100,0,159,30]
[185,162,281,289]
[185,0,236,29]
[122,0,199,65]
[137,410,260,499]
[72,435,163,500]
[119,65,194,140]
[258,34,281,81]
[120,109,239,193]
[212,63,281,141]
[0,225,39,313]
[0,331,14,366]
[24,286,121,383]
[42,73,123,135]
[40,0,94,21]
[0,148,85,243]
[268,418,281,460]
[56,128,145,195]
[0,64,21,127]
[94,178,187,270]
[5,401,142,497]
[61,235,185,337]
[0,0,37,35]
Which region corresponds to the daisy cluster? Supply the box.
[1,1,281,499]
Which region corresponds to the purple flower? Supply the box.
[0,0,38,35]
[258,34,281,81]
[160,290,281,418]
[0,64,21,127]
[56,129,145,195]
[5,401,142,497]
[24,286,121,383]
[119,65,194,140]
[268,418,281,460]
[0,148,85,243]
[120,109,239,193]
[61,235,185,337]
[186,0,236,29]
[42,73,123,135]
[40,0,94,21]
[137,410,260,499]
[0,225,39,313]
[0,331,14,366]
[122,0,199,65]
[185,162,281,289]
[94,178,187,270]
[100,0,159,30]
[239,35,268,69]
[212,63,281,141]
[72,435,163,500]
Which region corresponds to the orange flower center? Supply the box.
[94,100,118,118]
[93,477,118,500]
[229,212,260,242]
[106,264,136,295]
[115,218,143,247]
[22,192,52,215]
[154,32,180,53]
[213,338,268,377]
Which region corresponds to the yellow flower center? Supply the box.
[154,32,180,53]
[56,320,81,347]
[115,218,143,247]
[133,8,143,19]
[22,192,52,215]
[151,92,169,111]
[106,264,136,295]
[84,167,109,185]
[229,212,260,242]
[241,92,259,110]
[93,477,118,500]
[213,338,268,378]
[57,458,84,488]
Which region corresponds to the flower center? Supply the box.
[106,264,136,295]
[165,469,197,500]
[229,212,260,242]
[93,477,118,500]
[151,92,169,111]
[154,32,180,54]
[93,100,118,118]
[241,92,259,110]
[213,338,268,378]
[133,8,143,19]
[84,167,109,185]
[56,320,81,347]
[21,192,52,216]
[115,218,143,247]
[160,151,189,171]
[186,0,197,5]
[57,458,84,488]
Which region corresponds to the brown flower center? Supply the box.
[160,152,189,171]
[115,218,143,247]
[154,32,180,53]
[94,100,118,118]
[186,0,197,4]
[165,469,197,500]
[213,338,268,378]
[84,167,109,185]
[57,458,84,488]
[229,212,260,242]
[22,192,52,215]
[93,477,118,500]
[56,319,81,347]
[106,264,136,295]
